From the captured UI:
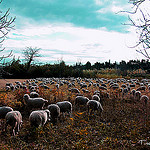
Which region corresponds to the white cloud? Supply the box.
[3,22,145,65]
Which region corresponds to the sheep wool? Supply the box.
[29,109,51,127]
[5,111,22,136]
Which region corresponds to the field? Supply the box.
[0,78,150,150]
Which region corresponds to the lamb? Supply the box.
[29,109,51,128]
[75,96,89,111]
[87,100,103,116]
[23,94,48,109]
[47,104,60,124]
[5,111,22,136]
[0,106,13,119]
[30,92,39,98]
[56,101,72,117]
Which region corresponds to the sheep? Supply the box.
[122,88,128,97]
[130,89,136,100]
[136,86,146,91]
[82,88,90,93]
[92,94,101,102]
[29,109,51,128]
[140,95,149,105]
[93,90,100,97]
[0,106,13,119]
[23,94,48,109]
[134,91,141,101]
[75,96,89,110]
[56,101,72,117]
[87,100,103,116]
[30,91,39,98]
[5,111,22,136]
[99,86,107,90]
[5,86,10,92]
[68,88,80,93]
[47,104,60,124]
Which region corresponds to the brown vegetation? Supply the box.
[0,78,150,149]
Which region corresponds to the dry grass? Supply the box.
[0,78,150,149]
[0,79,27,89]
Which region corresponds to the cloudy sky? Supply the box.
[1,0,149,65]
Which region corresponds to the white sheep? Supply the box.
[47,104,60,124]
[87,100,103,116]
[0,106,13,119]
[29,109,51,128]
[5,111,22,136]
[68,88,80,93]
[134,91,141,101]
[56,101,72,117]
[30,92,39,98]
[140,95,149,105]
[136,86,146,91]
[92,94,101,102]
[75,96,89,110]
[23,94,48,109]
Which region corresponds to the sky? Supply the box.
[1,0,149,65]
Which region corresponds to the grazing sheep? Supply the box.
[136,86,146,91]
[80,83,87,89]
[69,88,80,93]
[47,104,60,124]
[82,88,90,93]
[140,95,149,105]
[56,101,72,117]
[0,106,13,119]
[99,86,107,90]
[130,89,136,96]
[122,88,128,97]
[129,84,136,88]
[5,86,10,91]
[121,84,127,88]
[93,90,100,97]
[134,91,141,101]
[130,89,136,100]
[5,111,22,136]
[29,109,51,128]
[30,92,39,98]
[87,100,103,116]
[92,95,101,102]
[23,94,48,109]
[75,96,89,110]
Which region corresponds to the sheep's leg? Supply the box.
[11,122,17,136]
[63,112,65,118]
[68,111,72,117]
[5,122,8,133]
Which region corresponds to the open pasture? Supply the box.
[0,77,150,149]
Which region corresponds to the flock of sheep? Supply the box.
[0,77,150,136]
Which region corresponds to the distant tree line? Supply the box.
[2,58,150,79]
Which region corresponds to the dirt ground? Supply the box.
[0,79,27,89]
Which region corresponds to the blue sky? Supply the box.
[1,0,149,64]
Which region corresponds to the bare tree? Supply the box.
[0,0,16,77]
[127,0,150,59]
[22,46,41,71]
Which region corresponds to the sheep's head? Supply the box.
[45,109,51,121]
[23,94,30,102]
